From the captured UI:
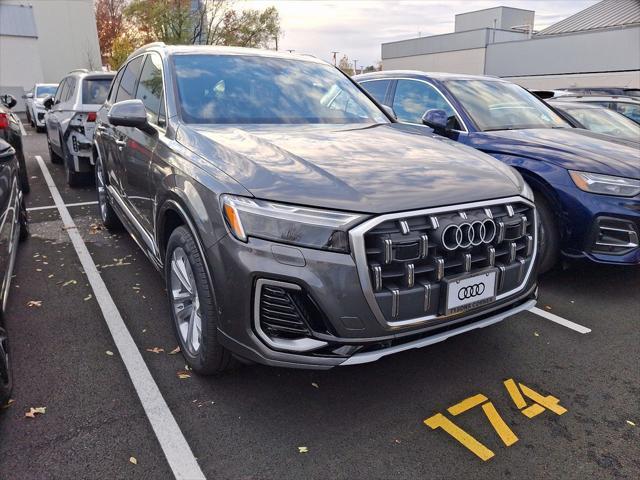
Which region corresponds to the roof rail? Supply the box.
[68,68,89,74]
[129,41,167,59]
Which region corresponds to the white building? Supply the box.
[381,0,640,90]
[0,0,102,111]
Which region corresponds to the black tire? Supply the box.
[165,226,235,375]
[19,197,29,242]
[65,160,87,188]
[0,325,11,406]
[535,193,559,274]
[47,132,63,164]
[95,156,122,231]
[25,109,31,126]
[35,126,44,133]
[15,147,30,194]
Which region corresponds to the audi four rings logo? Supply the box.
[441,218,497,250]
[458,283,486,300]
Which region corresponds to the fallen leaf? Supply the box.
[84,294,93,301]
[27,300,43,308]
[544,305,552,310]
[311,382,319,389]
[62,279,77,287]
[394,439,401,444]
[177,371,191,379]
[25,406,46,418]
[146,347,164,354]
[298,446,308,453]
[89,223,104,234]
[1,399,15,409]
[129,456,137,465]
[627,420,636,426]
[106,350,114,356]
[168,346,181,355]
[534,332,540,337]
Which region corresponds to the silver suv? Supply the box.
[43,70,115,186]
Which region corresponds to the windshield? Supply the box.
[445,79,568,131]
[173,54,389,124]
[82,78,113,104]
[560,105,640,142]
[35,85,57,98]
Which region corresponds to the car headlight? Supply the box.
[220,195,365,253]
[569,170,640,197]
[521,181,534,202]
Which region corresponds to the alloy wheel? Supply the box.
[170,247,202,356]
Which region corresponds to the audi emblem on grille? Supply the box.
[457,283,486,300]
[441,218,496,251]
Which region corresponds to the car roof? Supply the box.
[354,70,508,83]
[35,83,58,87]
[65,71,115,80]
[130,42,327,65]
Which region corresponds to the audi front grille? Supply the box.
[350,197,536,327]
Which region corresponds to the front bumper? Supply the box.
[210,231,538,369]
[34,107,46,127]
[556,185,640,265]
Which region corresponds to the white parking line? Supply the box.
[528,306,591,334]
[34,156,205,480]
[27,200,98,212]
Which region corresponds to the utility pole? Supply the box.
[331,51,339,66]
[353,59,358,75]
[285,49,295,53]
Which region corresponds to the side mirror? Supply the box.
[0,94,17,109]
[43,95,54,110]
[25,92,34,99]
[421,109,448,131]
[108,99,151,131]
[381,104,397,120]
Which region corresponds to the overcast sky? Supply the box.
[241,0,600,67]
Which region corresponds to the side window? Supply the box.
[361,80,390,105]
[613,102,640,123]
[54,79,67,103]
[64,78,76,102]
[108,68,124,103]
[116,56,144,103]
[392,79,459,128]
[135,54,164,126]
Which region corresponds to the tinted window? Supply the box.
[393,79,457,126]
[108,68,124,103]
[82,78,113,104]
[116,56,144,103]
[54,79,67,103]
[65,78,76,102]
[136,54,163,125]
[361,80,390,104]
[612,102,640,124]
[173,54,388,124]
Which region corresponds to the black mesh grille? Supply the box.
[363,201,535,323]
[259,285,310,338]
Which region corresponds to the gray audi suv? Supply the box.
[93,43,538,373]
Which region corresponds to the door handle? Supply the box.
[115,139,126,151]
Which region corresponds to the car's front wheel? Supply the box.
[535,194,559,274]
[165,226,235,375]
[0,325,12,405]
[46,131,62,164]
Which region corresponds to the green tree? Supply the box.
[110,33,139,70]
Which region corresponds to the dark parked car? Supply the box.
[549,100,640,144]
[355,71,640,271]
[555,87,640,98]
[0,139,29,404]
[550,95,640,125]
[0,95,29,193]
[94,44,538,373]
[44,70,115,187]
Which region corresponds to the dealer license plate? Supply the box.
[445,269,498,315]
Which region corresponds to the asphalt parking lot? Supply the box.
[0,125,638,480]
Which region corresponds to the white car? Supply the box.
[43,70,115,186]
[24,83,58,131]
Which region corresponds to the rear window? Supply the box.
[83,78,113,104]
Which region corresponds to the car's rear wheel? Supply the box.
[19,197,29,242]
[95,156,121,230]
[166,226,235,375]
[535,194,559,274]
[16,147,30,194]
[46,131,62,164]
[0,325,11,405]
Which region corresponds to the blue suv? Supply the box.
[356,72,640,272]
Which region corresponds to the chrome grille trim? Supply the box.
[349,196,537,329]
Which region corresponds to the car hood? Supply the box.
[176,123,524,214]
[470,128,640,179]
